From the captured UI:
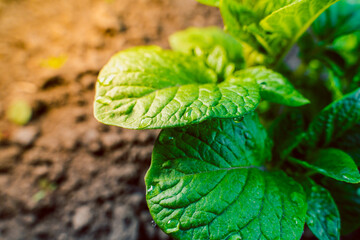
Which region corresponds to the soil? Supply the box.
[0,1,357,240]
[0,0,221,239]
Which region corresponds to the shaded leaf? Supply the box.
[321,179,360,235]
[304,88,360,147]
[269,110,306,160]
[312,0,360,41]
[332,122,360,166]
[145,114,307,240]
[300,178,340,240]
[290,148,360,184]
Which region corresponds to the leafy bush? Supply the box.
[94,0,360,239]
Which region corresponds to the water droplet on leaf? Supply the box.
[164,219,179,233]
[184,108,201,121]
[159,134,175,145]
[139,117,152,129]
[233,116,244,123]
[147,185,154,193]
[307,219,314,227]
[226,233,242,240]
[342,174,351,181]
[293,217,300,225]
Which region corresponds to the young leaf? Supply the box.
[145,114,307,240]
[304,88,360,148]
[300,178,340,240]
[321,179,360,235]
[231,67,310,107]
[220,0,339,65]
[195,0,219,7]
[312,0,360,41]
[169,27,245,73]
[94,46,260,129]
[290,148,360,184]
[169,27,243,64]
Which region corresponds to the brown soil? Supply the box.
[0,0,221,239]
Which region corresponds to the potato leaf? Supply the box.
[94,46,260,129]
[290,148,360,184]
[304,88,360,148]
[231,67,310,106]
[220,0,339,65]
[145,114,307,240]
[269,110,306,160]
[312,0,360,41]
[300,178,340,240]
[321,179,360,235]
[332,122,360,166]
[169,27,245,77]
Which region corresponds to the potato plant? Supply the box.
[94,0,360,239]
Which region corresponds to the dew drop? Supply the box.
[95,96,112,105]
[342,174,351,181]
[139,117,152,129]
[233,116,244,123]
[226,233,242,240]
[293,217,300,225]
[307,219,314,227]
[164,219,180,234]
[147,185,154,193]
[184,108,201,121]
[159,134,175,145]
[184,109,192,120]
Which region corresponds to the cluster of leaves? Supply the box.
[94,0,360,239]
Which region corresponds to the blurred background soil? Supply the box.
[0,0,222,239]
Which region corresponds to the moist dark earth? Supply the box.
[0,1,358,240]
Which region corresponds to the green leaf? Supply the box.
[94,46,260,129]
[332,122,360,166]
[304,88,360,148]
[321,179,360,235]
[300,178,340,240]
[269,110,306,161]
[312,0,360,41]
[145,114,307,240]
[196,0,219,7]
[169,27,245,72]
[290,148,360,184]
[231,67,310,106]
[220,0,339,65]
